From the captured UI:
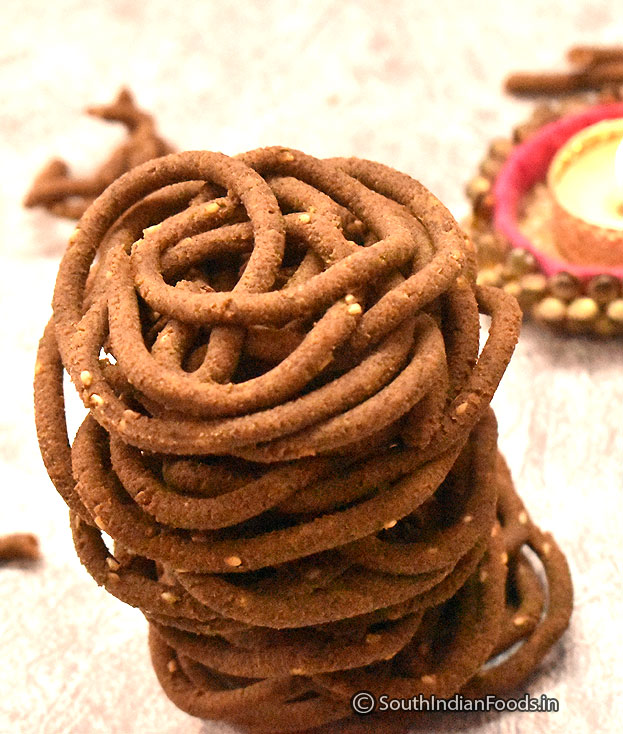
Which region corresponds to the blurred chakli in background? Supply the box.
[24,87,173,221]
[0,533,40,562]
[8,88,172,551]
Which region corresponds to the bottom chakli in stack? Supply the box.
[34,147,573,733]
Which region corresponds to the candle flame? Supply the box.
[616,137,623,190]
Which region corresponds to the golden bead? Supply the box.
[507,247,537,275]
[466,176,491,202]
[473,192,495,220]
[567,297,599,323]
[476,232,496,250]
[587,274,621,304]
[533,297,567,323]
[479,157,504,180]
[520,273,548,296]
[477,264,504,288]
[475,232,507,266]
[606,298,623,323]
[503,280,522,299]
[549,271,581,301]
[488,137,514,161]
[593,315,617,337]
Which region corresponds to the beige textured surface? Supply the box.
[1,2,622,733]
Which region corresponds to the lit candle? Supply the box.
[548,119,623,266]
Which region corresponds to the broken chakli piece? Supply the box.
[34,147,572,733]
[0,533,40,563]
[24,88,174,220]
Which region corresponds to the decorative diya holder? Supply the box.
[548,117,623,267]
[466,88,623,337]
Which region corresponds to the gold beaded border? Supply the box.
[466,87,623,337]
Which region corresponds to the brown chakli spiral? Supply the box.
[34,147,572,733]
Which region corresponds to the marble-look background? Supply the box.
[1,1,621,733]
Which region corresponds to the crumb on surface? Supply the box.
[0,533,41,562]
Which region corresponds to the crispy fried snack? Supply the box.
[24,88,173,219]
[0,533,40,562]
[34,148,572,732]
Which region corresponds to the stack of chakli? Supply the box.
[34,147,572,733]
